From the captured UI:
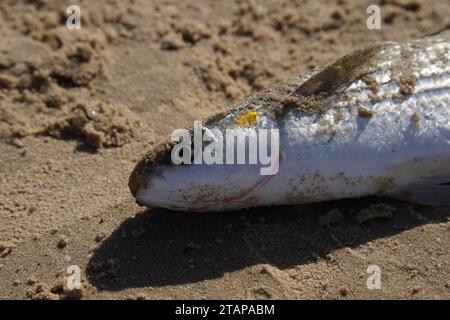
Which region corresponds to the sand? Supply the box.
[0,0,449,299]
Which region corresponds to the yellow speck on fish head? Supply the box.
[235,111,259,128]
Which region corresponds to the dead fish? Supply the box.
[129,34,450,212]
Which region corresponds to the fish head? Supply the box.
[128,110,281,211]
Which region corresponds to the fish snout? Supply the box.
[128,141,175,199]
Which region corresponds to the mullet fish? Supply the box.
[129,34,450,212]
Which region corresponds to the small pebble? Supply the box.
[57,238,68,249]
[411,286,421,294]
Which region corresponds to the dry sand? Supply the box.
[0,0,449,299]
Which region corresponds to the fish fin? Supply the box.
[388,179,450,207]
[292,43,390,97]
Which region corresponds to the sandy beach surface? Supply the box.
[0,0,449,299]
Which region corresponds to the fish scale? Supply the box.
[129,34,450,211]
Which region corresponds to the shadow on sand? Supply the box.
[86,197,448,291]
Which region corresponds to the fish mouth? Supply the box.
[134,178,266,212]
[128,163,146,198]
[128,140,175,198]
[131,153,283,211]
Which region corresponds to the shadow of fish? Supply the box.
[129,34,450,212]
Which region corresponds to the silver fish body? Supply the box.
[129,35,450,211]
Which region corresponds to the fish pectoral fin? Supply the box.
[388,179,450,207]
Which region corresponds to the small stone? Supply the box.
[411,286,421,294]
[57,237,68,249]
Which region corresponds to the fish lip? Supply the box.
[133,154,283,211]
[130,170,268,211]
[128,161,172,199]
[135,193,217,211]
